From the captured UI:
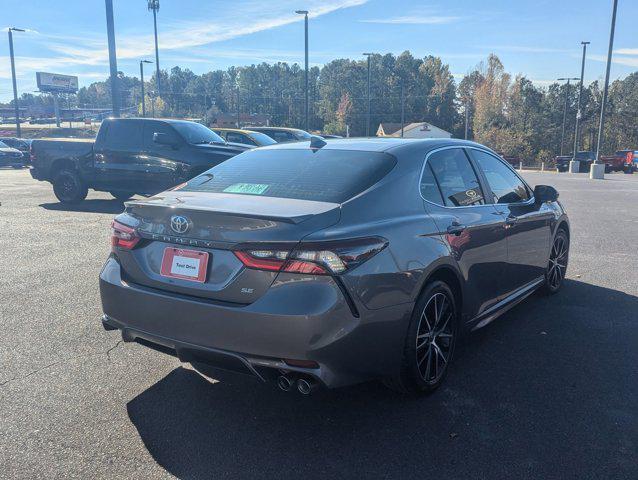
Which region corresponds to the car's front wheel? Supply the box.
[52,169,88,204]
[543,229,569,294]
[385,280,458,394]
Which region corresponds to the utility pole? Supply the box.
[593,0,619,180]
[363,53,373,136]
[464,101,470,140]
[558,77,579,155]
[148,0,161,98]
[572,41,590,165]
[140,60,152,117]
[295,11,309,131]
[105,0,120,117]
[8,27,24,137]
[400,82,405,138]
[236,87,240,128]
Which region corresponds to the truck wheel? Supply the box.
[110,191,134,201]
[53,169,88,204]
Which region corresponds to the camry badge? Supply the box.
[170,215,191,234]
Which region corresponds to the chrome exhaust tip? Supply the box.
[277,375,294,392]
[297,377,318,395]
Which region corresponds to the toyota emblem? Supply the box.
[170,215,191,234]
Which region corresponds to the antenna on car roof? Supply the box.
[309,135,327,150]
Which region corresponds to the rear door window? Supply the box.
[272,131,296,142]
[180,148,397,203]
[104,121,143,149]
[420,163,444,205]
[427,148,485,207]
[226,132,256,145]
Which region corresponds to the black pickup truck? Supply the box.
[30,118,249,203]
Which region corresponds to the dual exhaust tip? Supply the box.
[277,374,318,395]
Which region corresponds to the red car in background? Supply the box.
[600,150,637,174]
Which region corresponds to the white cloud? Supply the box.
[614,48,638,56]
[5,1,369,77]
[478,45,572,54]
[360,15,461,25]
[588,54,638,68]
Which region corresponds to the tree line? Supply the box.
[7,51,638,163]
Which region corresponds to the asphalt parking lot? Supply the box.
[1,168,637,479]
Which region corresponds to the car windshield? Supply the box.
[0,141,9,148]
[248,132,277,145]
[179,148,397,203]
[172,122,225,145]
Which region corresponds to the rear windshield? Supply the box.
[178,148,397,203]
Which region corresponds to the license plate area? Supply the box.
[160,247,209,283]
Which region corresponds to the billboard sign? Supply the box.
[36,72,79,93]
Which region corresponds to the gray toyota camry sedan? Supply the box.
[100,137,569,394]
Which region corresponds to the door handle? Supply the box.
[447,222,466,236]
[505,215,518,227]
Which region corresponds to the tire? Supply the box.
[52,169,88,204]
[110,191,134,201]
[384,281,459,394]
[542,229,569,295]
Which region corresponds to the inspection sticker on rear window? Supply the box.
[223,183,269,195]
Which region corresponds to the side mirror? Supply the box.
[153,132,178,148]
[534,185,559,203]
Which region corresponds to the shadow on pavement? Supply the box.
[126,279,638,479]
[39,199,126,214]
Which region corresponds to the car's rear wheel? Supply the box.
[110,191,134,201]
[52,169,88,204]
[385,281,458,394]
[543,229,569,294]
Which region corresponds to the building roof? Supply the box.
[377,123,403,135]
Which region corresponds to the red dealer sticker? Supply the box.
[160,247,209,283]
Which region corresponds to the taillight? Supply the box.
[234,237,387,275]
[111,220,140,251]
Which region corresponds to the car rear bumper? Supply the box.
[99,256,413,388]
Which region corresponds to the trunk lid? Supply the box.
[116,191,341,303]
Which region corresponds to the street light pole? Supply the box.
[400,82,405,138]
[105,0,120,117]
[140,60,153,117]
[594,0,619,170]
[363,53,373,136]
[295,10,309,131]
[572,41,590,161]
[148,0,161,98]
[8,27,25,137]
[557,77,579,155]
[464,101,469,140]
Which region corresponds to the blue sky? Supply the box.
[1,0,637,102]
